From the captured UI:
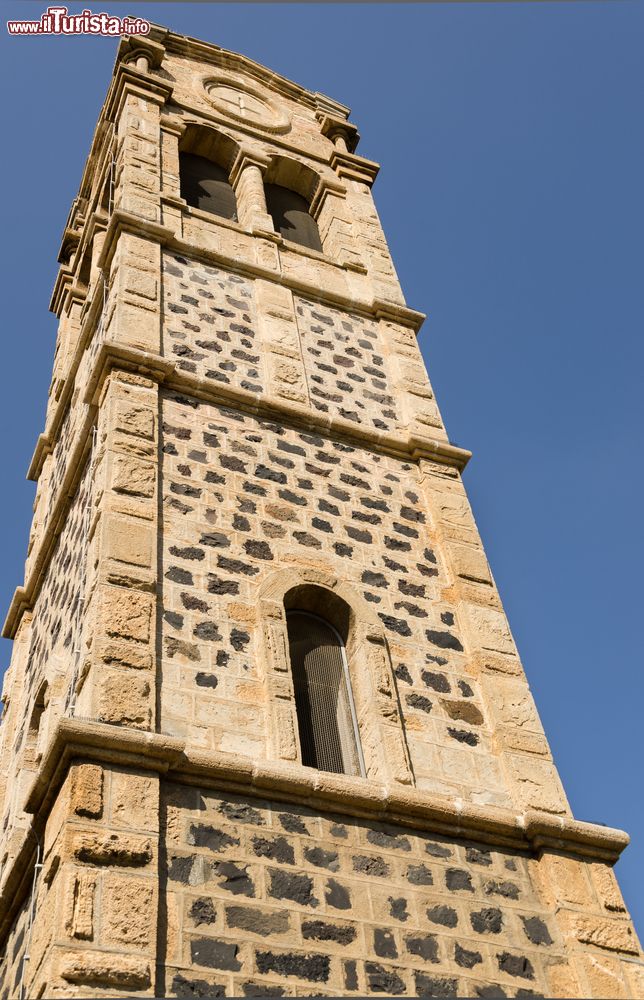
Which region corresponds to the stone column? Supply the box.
[230,153,274,234]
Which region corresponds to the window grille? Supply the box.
[179,153,237,220]
[286,610,364,777]
[265,184,323,252]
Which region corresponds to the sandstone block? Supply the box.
[114,401,155,440]
[545,959,582,999]
[103,875,155,948]
[65,872,96,940]
[110,770,159,831]
[449,543,492,584]
[72,831,153,867]
[70,764,104,819]
[591,863,627,913]
[537,853,595,909]
[579,954,629,999]
[462,604,516,655]
[111,454,155,497]
[560,912,639,955]
[102,587,153,643]
[509,756,569,814]
[97,637,153,670]
[97,670,152,729]
[60,950,151,989]
[125,269,158,301]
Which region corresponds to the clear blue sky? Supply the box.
[1,1,642,938]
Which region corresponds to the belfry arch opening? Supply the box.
[264,156,323,252]
[284,586,364,777]
[178,125,238,221]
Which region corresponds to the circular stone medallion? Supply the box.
[205,79,290,134]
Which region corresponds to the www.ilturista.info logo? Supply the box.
[7,6,150,35]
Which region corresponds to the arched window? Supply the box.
[24,681,48,768]
[265,184,322,252]
[179,152,237,221]
[286,610,364,776]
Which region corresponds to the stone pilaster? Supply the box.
[76,372,159,731]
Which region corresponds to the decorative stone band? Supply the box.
[25,717,630,864]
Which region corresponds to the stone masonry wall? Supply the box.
[0,457,92,863]
[162,254,264,400]
[162,782,565,998]
[161,251,403,439]
[160,390,509,805]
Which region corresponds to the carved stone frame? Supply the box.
[258,567,414,786]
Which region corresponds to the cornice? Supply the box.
[25,717,631,865]
[100,208,423,331]
[156,26,350,124]
[330,149,380,186]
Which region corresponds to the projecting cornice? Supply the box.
[24,717,631,865]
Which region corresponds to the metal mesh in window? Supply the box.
[179,153,237,220]
[286,611,362,776]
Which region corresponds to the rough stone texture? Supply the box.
[0,25,641,1000]
[161,782,573,997]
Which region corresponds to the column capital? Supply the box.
[229,149,271,190]
[318,113,360,153]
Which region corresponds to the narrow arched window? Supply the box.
[286,610,364,776]
[265,184,322,252]
[24,682,48,768]
[179,152,237,221]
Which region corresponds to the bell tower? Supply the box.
[0,25,641,1000]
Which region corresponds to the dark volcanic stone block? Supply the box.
[445,868,474,892]
[225,904,289,937]
[405,934,439,963]
[485,879,520,900]
[407,864,433,886]
[325,878,351,910]
[374,928,398,958]
[521,915,553,946]
[426,904,458,927]
[268,869,316,906]
[255,951,330,983]
[171,974,226,997]
[304,846,339,871]
[365,963,406,995]
[426,629,464,652]
[353,855,390,878]
[219,801,264,824]
[252,836,294,865]
[414,972,457,997]
[302,919,357,945]
[212,862,255,897]
[190,937,241,971]
[471,907,503,934]
[189,898,216,926]
[497,952,535,980]
[187,825,239,852]
[455,942,482,968]
[367,830,411,852]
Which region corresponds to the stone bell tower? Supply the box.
[0,24,641,1000]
